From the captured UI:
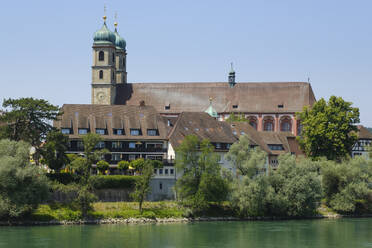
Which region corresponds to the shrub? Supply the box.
[96,160,109,174]
[46,173,81,185]
[89,175,139,189]
[0,140,50,219]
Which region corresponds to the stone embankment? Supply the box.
[1,214,370,226]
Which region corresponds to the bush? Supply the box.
[46,173,81,185]
[89,175,139,189]
[96,160,109,174]
[0,139,50,219]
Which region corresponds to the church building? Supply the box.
[91,16,316,136]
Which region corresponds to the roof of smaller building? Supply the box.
[357,125,372,140]
[54,104,168,140]
[168,112,237,148]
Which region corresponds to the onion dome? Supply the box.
[93,16,116,44]
[114,22,126,50]
[205,97,218,118]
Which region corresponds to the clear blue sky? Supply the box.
[1,0,371,126]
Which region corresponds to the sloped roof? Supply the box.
[115,82,316,114]
[357,125,372,140]
[168,112,237,148]
[54,104,168,140]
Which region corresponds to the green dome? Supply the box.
[93,23,116,44]
[114,30,126,50]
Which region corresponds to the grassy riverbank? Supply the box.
[30,202,185,221]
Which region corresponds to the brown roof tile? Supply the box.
[115,82,315,114]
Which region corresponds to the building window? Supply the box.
[159,169,163,174]
[130,129,141,136]
[78,128,89,135]
[263,117,274,132]
[280,117,292,132]
[232,105,238,109]
[170,169,174,175]
[112,153,121,161]
[146,143,163,149]
[129,142,136,149]
[215,143,221,149]
[128,154,136,161]
[113,129,124,135]
[61,128,71,134]
[268,144,284,151]
[98,51,104,61]
[95,141,105,149]
[95,129,106,135]
[159,183,163,190]
[165,169,168,174]
[227,144,231,149]
[146,155,163,160]
[112,52,115,63]
[77,141,84,150]
[99,70,103,79]
[147,129,158,136]
[112,142,122,149]
[165,105,170,110]
[248,117,258,130]
[154,168,157,174]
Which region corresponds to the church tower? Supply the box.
[113,19,127,84]
[91,15,117,105]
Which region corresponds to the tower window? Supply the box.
[99,51,104,61]
[99,70,103,79]
[112,53,115,63]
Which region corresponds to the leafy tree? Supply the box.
[175,135,230,212]
[131,159,162,214]
[297,96,360,161]
[96,160,109,175]
[40,130,69,171]
[225,135,267,177]
[320,156,372,213]
[226,113,247,122]
[0,139,50,219]
[117,160,129,174]
[0,98,61,163]
[130,158,146,172]
[69,133,108,217]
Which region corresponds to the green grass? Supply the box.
[31,201,185,221]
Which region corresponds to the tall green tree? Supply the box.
[0,98,61,163]
[131,160,162,214]
[0,139,50,219]
[69,133,108,217]
[40,130,69,172]
[175,135,230,212]
[225,135,267,177]
[297,96,360,161]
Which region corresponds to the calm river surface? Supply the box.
[0,218,371,248]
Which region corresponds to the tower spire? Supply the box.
[228,62,236,88]
[103,4,107,23]
[114,12,118,31]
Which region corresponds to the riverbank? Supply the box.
[0,202,370,226]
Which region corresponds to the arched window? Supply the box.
[99,70,103,79]
[112,71,115,81]
[248,116,258,130]
[263,117,274,131]
[112,53,115,63]
[98,51,104,61]
[280,117,292,132]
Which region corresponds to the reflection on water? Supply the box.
[0,218,371,248]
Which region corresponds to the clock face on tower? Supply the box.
[96,92,107,103]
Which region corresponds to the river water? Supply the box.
[0,218,371,248]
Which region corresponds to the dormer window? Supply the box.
[147,129,158,136]
[215,143,221,149]
[95,129,107,135]
[232,105,238,109]
[61,128,71,134]
[268,144,284,151]
[278,104,284,108]
[113,129,124,135]
[165,105,170,110]
[130,129,141,136]
[78,128,89,135]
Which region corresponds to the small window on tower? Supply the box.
[99,51,104,61]
[112,53,115,63]
[99,70,103,79]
